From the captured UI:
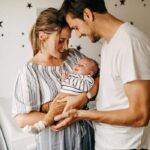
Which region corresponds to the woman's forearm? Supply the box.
[15,112,46,128]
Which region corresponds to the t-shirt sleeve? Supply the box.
[12,65,40,117]
[118,37,150,84]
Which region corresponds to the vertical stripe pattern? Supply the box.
[12,49,95,150]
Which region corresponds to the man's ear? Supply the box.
[39,31,48,41]
[83,8,94,22]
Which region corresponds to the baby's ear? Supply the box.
[89,71,94,76]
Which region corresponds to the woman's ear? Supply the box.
[83,8,94,22]
[39,31,48,41]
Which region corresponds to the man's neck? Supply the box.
[94,13,124,42]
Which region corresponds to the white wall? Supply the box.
[0,0,150,98]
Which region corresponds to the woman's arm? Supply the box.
[57,76,99,112]
[15,112,46,128]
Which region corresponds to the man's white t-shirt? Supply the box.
[95,22,150,149]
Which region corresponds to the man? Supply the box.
[52,0,150,149]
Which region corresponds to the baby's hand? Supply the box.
[61,72,68,81]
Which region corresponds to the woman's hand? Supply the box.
[57,93,88,113]
[50,93,88,131]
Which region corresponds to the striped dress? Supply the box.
[12,49,95,150]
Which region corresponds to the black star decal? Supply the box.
[22,45,25,47]
[130,21,134,25]
[21,32,25,35]
[98,54,101,57]
[141,0,145,2]
[114,4,118,7]
[0,21,3,27]
[120,0,126,5]
[27,3,32,9]
[1,33,4,37]
[143,3,146,7]
[76,45,82,51]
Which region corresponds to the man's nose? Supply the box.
[76,31,82,38]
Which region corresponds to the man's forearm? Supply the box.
[78,109,148,127]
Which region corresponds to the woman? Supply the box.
[12,8,95,150]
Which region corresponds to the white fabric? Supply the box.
[23,121,46,134]
[95,22,150,149]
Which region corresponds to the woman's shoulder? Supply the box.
[17,61,36,76]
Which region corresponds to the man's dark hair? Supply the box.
[59,0,107,19]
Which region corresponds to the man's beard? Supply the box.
[91,36,100,43]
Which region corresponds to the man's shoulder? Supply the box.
[119,22,149,43]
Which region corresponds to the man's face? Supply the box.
[66,13,100,43]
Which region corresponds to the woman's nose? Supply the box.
[63,41,68,50]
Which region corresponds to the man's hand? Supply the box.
[50,109,79,132]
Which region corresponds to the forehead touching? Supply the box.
[66,13,82,28]
[60,26,71,38]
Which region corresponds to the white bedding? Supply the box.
[0,98,36,150]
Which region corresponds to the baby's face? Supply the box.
[73,59,93,75]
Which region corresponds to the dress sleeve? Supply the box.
[12,64,40,117]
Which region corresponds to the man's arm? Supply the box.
[77,80,150,127]
[54,80,150,130]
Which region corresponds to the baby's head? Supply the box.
[73,58,98,76]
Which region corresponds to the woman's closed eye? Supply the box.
[59,38,65,44]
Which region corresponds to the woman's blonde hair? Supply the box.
[30,8,67,56]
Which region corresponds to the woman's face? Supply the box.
[43,26,71,59]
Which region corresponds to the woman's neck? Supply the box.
[31,51,65,66]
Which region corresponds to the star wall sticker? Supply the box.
[141,0,147,6]
[130,21,134,25]
[1,33,4,37]
[120,0,126,5]
[21,32,25,35]
[76,45,82,51]
[0,21,3,27]
[27,3,32,9]
[114,4,118,7]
